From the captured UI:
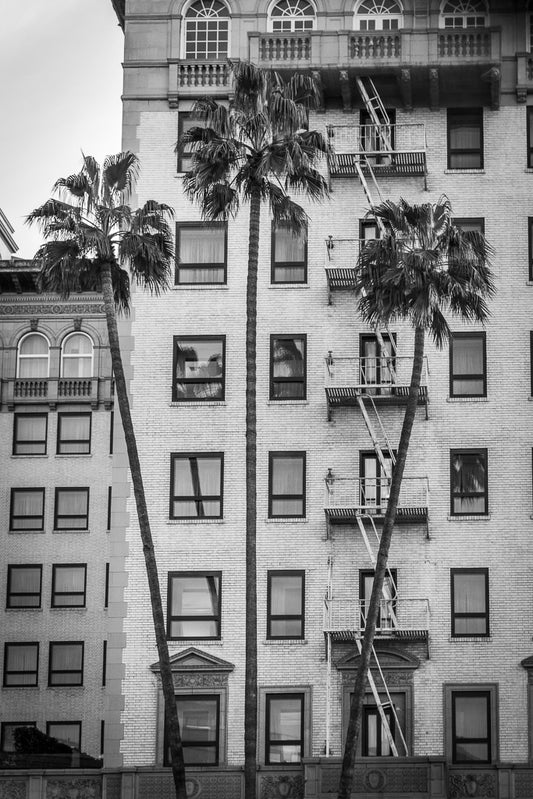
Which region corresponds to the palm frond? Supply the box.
[119,232,173,293]
[103,151,139,202]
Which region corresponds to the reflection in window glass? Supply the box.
[168,573,221,639]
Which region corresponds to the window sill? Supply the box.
[8,530,45,534]
[167,639,223,646]
[172,285,228,290]
[2,686,40,691]
[269,284,309,289]
[444,169,485,174]
[52,529,91,534]
[167,519,224,525]
[526,281,533,286]
[447,396,488,402]
[50,607,87,612]
[55,454,92,458]
[525,169,533,173]
[263,639,308,645]
[169,401,226,407]
[11,454,49,459]
[265,518,308,524]
[5,607,43,612]
[447,515,490,521]
[449,636,493,643]
[267,400,309,406]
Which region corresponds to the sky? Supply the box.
[0,0,125,258]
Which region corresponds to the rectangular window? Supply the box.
[51,564,87,608]
[13,413,47,455]
[107,486,112,531]
[176,222,227,285]
[10,488,45,531]
[271,223,307,284]
[360,109,396,160]
[57,413,91,454]
[173,695,220,765]
[453,218,485,234]
[1,722,36,752]
[452,691,491,763]
[360,333,395,394]
[46,722,81,751]
[170,453,223,519]
[360,451,393,512]
[528,109,533,169]
[529,219,533,281]
[104,563,110,609]
[450,449,488,515]
[265,693,304,764]
[6,565,42,608]
[360,569,397,630]
[173,336,225,401]
[54,488,89,530]
[447,109,483,169]
[449,333,486,397]
[167,572,221,640]
[270,335,306,400]
[268,452,306,518]
[48,642,84,686]
[363,704,395,756]
[177,112,198,173]
[267,571,305,640]
[451,568,489,637]
[102,641,107,687]
[109,410,114,455]
[3,643,39,687]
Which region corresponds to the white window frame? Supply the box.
[267,0,316,33]
[182,0,231,61]
[60,332,94,378]
[439,0,488,28]
[16,332,50,379]
[353,0,404,31]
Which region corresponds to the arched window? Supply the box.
[440,0,488,28]
[17,333,50,378]
[61,333,94,378]
[184,0,230,60]
[269,0,316,33]
[354,0,404,31]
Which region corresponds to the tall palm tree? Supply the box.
[27,152,188,799]
[338,196,495,799]
[180,60,329,799]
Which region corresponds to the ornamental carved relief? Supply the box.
[515,771,533,798]
[0,781,26,799]
[173,672,228,688]
[0,303,105,316]
[260,774,304,798]
[45,778,101,799]
[138,773,242,799]
[449,773,496,798]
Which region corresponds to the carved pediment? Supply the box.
[336,648,420,672]
[150,647,235,674]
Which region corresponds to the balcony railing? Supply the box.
[324,238,362,290]
[169,60,230,97]
[327,124,427,177]
[259,35,311,61]
[1,378,114,409]
[324,476,429,524]
[324,355,429,405]
[324,596,429,640]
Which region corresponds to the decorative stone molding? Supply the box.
[30,318,39,330]
[0,782,26,799]
[150,646,234,688]
[260,774,304,798]
[45,778,101,798]
[73,317,83,330]
[448,772,496,798]
[0,303,105,316]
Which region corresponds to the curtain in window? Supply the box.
[275,227,305,263]
[452,453,486,513]
[16,416,46,449]
[453,573,486,634]
[18,335,49,378]
[51,644,82,684]
[56,490,88,528]
[452,337,483,394]
[454,694,489,761]
[270,574,302,636]
[172,456,221,517]
[47,723,80,750]
[179,227,225,283]
[271,457,303,515]
[12,490,43,528]
[6,645,37,684]
[59,416,90,453]
[10,567,40,605]
[61,334,93,378]
[54,567,85,605]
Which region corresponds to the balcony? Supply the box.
[324,238,361,292]
[324,476,429,525]
[168,60,230,102]
[324,596,429,642]
[324,355,429,408]
[327,124,427,177]
[1,377,114,410]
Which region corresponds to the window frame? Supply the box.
[1,722,37,752]
[3,642,39,687]
[6,565,42,609]
[265,691,305,765]
[169,452,224,520]
[60,332,94,378]
[440,0,488,29]
[271,222,308,284]
[269,334,307,401]
[528,218,533,281]
[360,332,396,394]
[9,488,45,532]
[267,570,305,640]
[359,568,397,631]
[447,108,484,170]
[48,641,84,687]
[51,564,87,609]
[528,109,533,169]
[13,413,48,456]
[53,488,90,531]
[450,568,489,638]
[172,335,226,402]
[165,694,221,766]
[449,332,487,398]
[445,685,497,764]
[177,112,198,173]
[268,451,306,519]
[56,412,92,455]
[183,0,230,61]
[167,571,222,641]
[268,0,316,33]
[359,450,394,512]
[450,448,488,516]
[354,0,403,31]
[175,221,227,285]
[16,332,50,378]
[46,721,82,751]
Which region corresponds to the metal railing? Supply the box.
[324,596,430,635]
[324,355,429,393]
[327,124,427,157]
[324,476,429,514]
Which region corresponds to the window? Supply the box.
[360,218,380,242]
[363,704,395,756]
[267,571,305,639]
[360,333,395,394]
[3,643,39,686]
[107,486,112,531]
[447,109,483,169]
[360,569,397,630]
[268,452,306,518]
[171,695,220,765]
[13,413,47,455]
[7,565,42,608]
[170,453,223,519]
[528,109,533,169]
[176,222,226,284]
[102,640,107,686]
[60,333,93,378]
[453,217,484,234]
[167,572,221,639]
[449,333,486,397]
[360,109,396,162]
[360,451,393,512]
[51,565,87,608]
[10,488,45,532]
[451,568,489,637]
[269,0,316,32]
[16,333,50,378]
[270,336,306,400]
[452,690,491,762]
[46,722,81,751]
[265,693,304,764]
[54,488,89,530]
[1,722,36,752]
[105,563,110,609]
[271,223,308,284]
[48,642,84,686]
[528,218,533,279]
[440,0,487,28]
[173,336,225,401]
[450,449,488,515]
[354,0,403,31]
[177,113,199,173]
[57,413,91,454]
[184,0,229,60]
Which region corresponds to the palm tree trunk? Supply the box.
[100,263,187,799]
[337,326,425,799]
[244,186,261,799]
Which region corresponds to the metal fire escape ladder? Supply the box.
[356,393,396,478]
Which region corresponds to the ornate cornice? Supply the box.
[0,301,105,316]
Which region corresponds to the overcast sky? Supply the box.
[0,0,124,258]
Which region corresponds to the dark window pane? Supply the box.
[168,573,220,639]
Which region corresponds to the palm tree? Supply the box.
[338,196,495,799]
[180,60,329,798]
[27,152,188,799]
